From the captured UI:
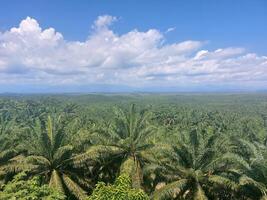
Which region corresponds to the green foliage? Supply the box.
[88,174,149,200]
[1,94,267,199]
[89,104,155,188]
[0,172,65,200]
[20,115,91,199]
[150,130,244,200]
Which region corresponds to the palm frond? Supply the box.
[71,145,122,167]
[53,145,73,166]
[27,155,51,167]
[62,174,87,200]
[0,149,17,164]
[153,179,188,200]
[47,115,53,146]
[194,183,208,200]
[120,156,143,188]
[239,175,267,195]
[208,175,239,191]
[49,170,64,194]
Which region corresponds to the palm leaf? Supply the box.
[53,145,73,166]
[194,183,208,200]
[208,175,239,191]
[49,170,64,194]
[62,174,87,200]
[120,156,143,189]
[239,175,267,195]
[153,179,188,200]
[47,115,53,146]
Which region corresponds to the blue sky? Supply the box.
[0,0,266,92]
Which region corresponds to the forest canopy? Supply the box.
[0,93,267,200]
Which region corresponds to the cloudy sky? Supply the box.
[0,0,267,92]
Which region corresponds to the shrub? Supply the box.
[0,172,65,200]
[88,174,150,200]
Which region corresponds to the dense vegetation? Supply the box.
[0,93,267,199]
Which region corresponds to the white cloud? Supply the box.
[194,50,209,60]
[165,27,176,33]
[92,15,117,30]
[10,17,41,33]
[0,15,266,91]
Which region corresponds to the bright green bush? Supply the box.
[88,174,150,200]
[0,172,65,200]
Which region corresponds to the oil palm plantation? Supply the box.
[152,129,249,200]
[87,104,155,189]
[0,115,24,183]
[22,115,94,200]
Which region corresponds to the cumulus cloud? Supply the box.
[92,15,117,30]
[0,15,266,91]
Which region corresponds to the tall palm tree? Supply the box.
[87,104,155,189]
[152,130,249,200]
[22,115,94,200]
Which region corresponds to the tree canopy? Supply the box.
[0,94,266,199]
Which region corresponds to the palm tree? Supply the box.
[87,104,155,189]
[232,138,267,199]
[22,115,94,200]
[0,115,23,183]
[152,130,249,200]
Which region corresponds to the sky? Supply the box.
[0,0,266,93]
